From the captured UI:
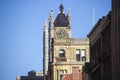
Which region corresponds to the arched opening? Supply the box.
[59,49,65,58]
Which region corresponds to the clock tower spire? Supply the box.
[53,4,71,39]
[54,4,69,27]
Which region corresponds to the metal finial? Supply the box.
[59,4,64,13]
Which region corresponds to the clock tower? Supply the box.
[43,4,89,80]
[54,4,71,39]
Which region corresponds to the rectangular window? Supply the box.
[64,70,67,74]
[58,70,67,80]
[76,49,80,61]
[60,70,64,80]
[81,49,86,61]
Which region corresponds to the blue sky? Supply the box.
[0,0,111,80]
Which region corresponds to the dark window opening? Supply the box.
[59,49,65,58]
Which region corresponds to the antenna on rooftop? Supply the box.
[92,8,95,26]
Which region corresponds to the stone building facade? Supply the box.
[43,4,90,80]
[83,0,120,80]
[84,11,111,80]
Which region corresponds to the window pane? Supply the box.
[59,50,64,54]
[64,70,67,74]
[60,70,64,80]
[76,49,80,61]
[81,49,86,61]
[81,50,86,57]
[76,50,80,54]
[60,70,64,74]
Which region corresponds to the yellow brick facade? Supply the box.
[48,27,90,80]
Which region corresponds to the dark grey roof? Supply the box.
[54,4,69,27]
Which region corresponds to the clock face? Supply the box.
[56,29,66,38]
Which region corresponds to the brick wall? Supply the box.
[62,67,82,80]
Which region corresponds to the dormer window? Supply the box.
[59,49,65,58]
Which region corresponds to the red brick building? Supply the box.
[62,67,82,80]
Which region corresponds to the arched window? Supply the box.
[59,49,65,58]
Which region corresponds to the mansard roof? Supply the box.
[54,4,69,27]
